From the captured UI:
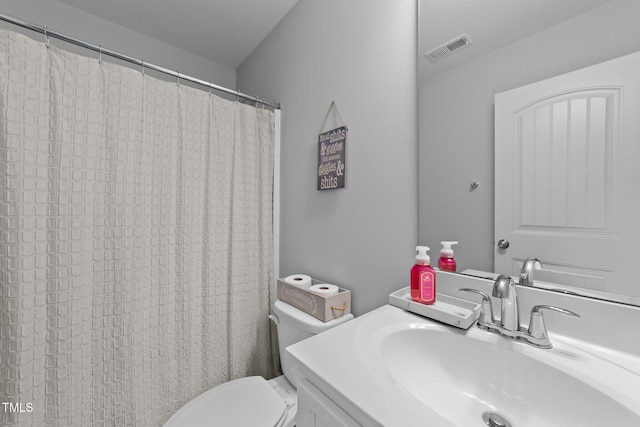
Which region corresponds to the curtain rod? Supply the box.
[0,11,281,110]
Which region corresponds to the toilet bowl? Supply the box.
[164,300,354,427]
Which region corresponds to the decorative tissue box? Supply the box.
[277,278,351,322]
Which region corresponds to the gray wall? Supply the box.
[419,0,640,273]
[0,0,235,89]
[238,0,419,316]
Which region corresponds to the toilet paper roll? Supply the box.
[309,284,340,297]
[284,274,312,288]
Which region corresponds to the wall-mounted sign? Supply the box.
[317,126,347,190]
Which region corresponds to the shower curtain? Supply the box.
[0,29,276,426]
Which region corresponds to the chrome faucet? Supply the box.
[459,274,580,349]
[519,257,541,286]
[492,275,519,331]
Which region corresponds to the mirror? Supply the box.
[418,0,640,306]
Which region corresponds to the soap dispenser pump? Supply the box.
[438,241,458,272]
[410,246,437,305]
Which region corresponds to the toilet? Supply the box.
[164,300,354,427]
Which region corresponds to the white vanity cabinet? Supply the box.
[296,379,361,427]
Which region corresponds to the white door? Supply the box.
[495,51,640,297]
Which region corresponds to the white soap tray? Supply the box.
[388,287,481,330]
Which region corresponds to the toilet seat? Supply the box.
[164,376,287,427]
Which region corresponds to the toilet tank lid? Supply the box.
[273,300,354,334]
[163,376,286,427]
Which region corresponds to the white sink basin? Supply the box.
[373,320,640,427]
[288,303,640,426]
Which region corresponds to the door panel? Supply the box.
[495,51,640,297]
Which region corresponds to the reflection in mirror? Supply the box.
[418,0,640,306]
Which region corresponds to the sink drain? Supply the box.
[482,412,513,427]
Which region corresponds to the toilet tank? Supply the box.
[272,300,353,387]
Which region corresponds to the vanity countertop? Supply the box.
[286,297,640,427]
[287,304,456,427]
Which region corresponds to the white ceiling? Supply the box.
[420,0,613,79]
[58,0,299,69]
[57,0,613,75]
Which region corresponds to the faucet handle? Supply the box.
[527,305,580,348]
[458,288,494,328]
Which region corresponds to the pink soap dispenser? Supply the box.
[438,241,458,272]
[410,246,436,305]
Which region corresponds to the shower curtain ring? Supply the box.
[176,72,180,86]
[98,45,102,62]
[141,60,145,76]
[43,26,50,48]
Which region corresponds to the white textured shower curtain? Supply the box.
[0,29,276,426]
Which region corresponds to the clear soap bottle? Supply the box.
[410,246,436,305]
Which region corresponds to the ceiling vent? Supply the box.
[425,34,472,62]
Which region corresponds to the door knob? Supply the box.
[497,239,510,249]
